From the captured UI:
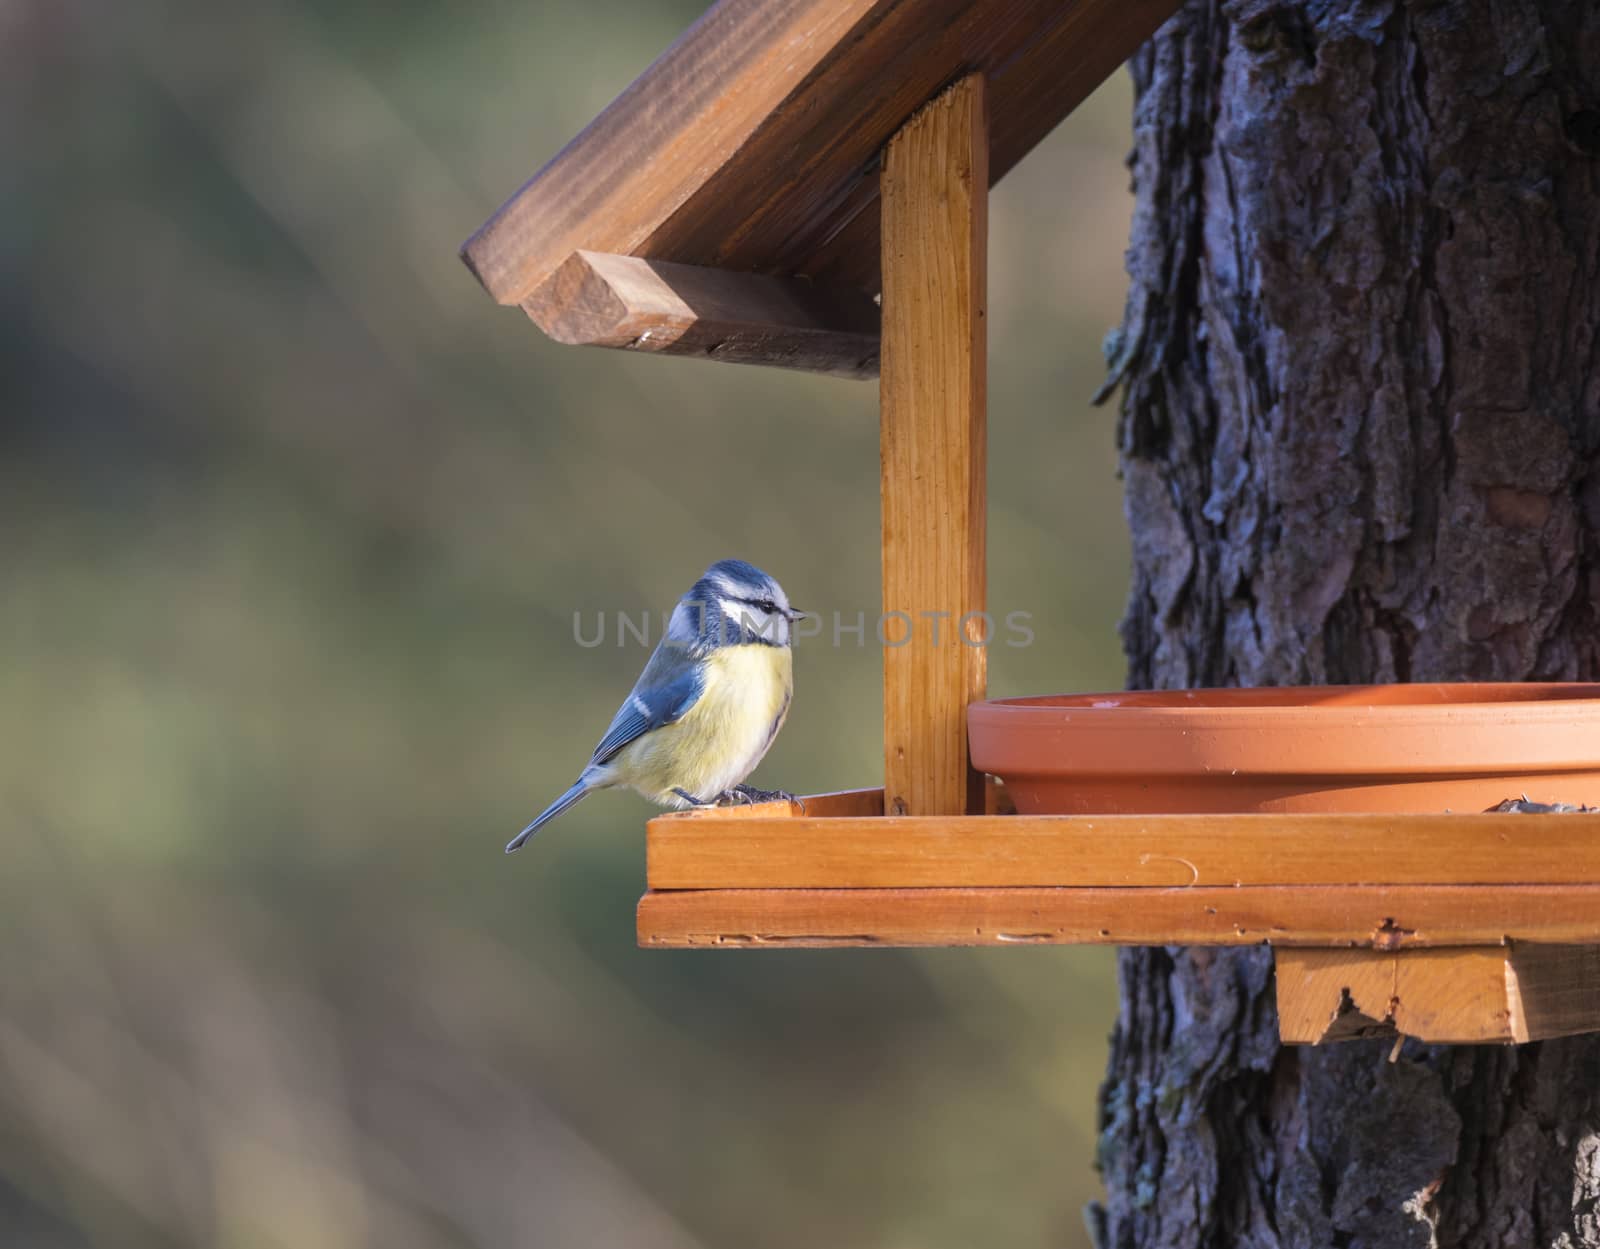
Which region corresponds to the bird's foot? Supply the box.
[728,784,805,812]
[672,787,714,808]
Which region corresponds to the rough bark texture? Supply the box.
[1095,0,1600,1245]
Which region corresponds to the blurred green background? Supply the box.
[2,2,1136,1245]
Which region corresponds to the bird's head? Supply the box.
[671,558,804,651]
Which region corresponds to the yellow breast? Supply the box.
[616,644,792,804]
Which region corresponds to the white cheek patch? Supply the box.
[746,609,787,644]
[721,598,775,641]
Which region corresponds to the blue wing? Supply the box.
[588,643,705,767]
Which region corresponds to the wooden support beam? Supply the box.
[1276,945,1600,1044]
[645,809,1600,890]
[524,251,881,379]
[637,885,1600,949]
[879,74,988,817]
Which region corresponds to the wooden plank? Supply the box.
[523,251,881,379]
[1276,945,1600,1044]
[671,788,885,821]
[691,784,1012,818]
[636,885,1600,949]
[879,74,988,818]
[644,810,1600,889]
[461,0,1181,305]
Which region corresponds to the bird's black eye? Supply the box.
[756,599,778,614]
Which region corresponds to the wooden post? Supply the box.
[879,74,988,818]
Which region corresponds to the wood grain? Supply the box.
[524,251,881,379]
[636,885,1600,949]
[461,0,1181,305]
[644,809,1600,888]
[879,74,988,818]
[1276,945,1600,1044]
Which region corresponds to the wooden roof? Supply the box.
[461,0,1178,311]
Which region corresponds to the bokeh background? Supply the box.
[2,2,1137,1245]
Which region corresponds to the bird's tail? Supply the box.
[506,780,591,852]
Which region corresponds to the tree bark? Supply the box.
[1094,0,1600,1245]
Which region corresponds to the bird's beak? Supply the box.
[785,607,809,622]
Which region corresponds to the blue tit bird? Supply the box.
[506,559,804,853]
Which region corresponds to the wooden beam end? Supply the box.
[1276,944,1600,1046]
[521,251,880,379]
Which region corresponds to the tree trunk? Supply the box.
[1094,0,1600,1245]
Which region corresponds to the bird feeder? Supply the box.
[462,0,1600,1045]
